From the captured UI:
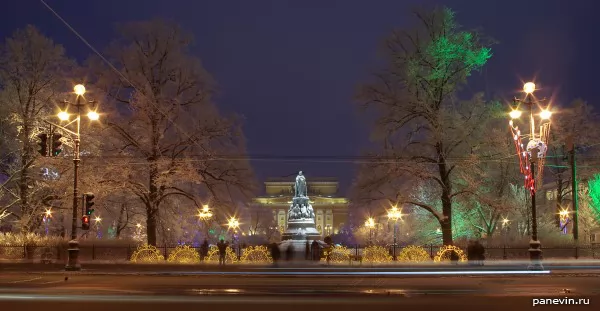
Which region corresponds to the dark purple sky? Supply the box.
[1,0,599,194]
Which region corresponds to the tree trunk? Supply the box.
[146,206,158,246]
[18,124,33,233]
[437,142,454,246]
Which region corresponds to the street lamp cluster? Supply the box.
[46,84,102,271]
[508,81,552,270]
[387,206,403,261]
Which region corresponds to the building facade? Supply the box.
[250,177,349,237]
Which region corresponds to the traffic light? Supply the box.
[51,133,63,156]
[37,133,48,156]
[81,215,90,230]
[84,193,95,216]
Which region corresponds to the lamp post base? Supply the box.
[527,239,544,270]
[65,239,81,271]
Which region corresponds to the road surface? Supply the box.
[0,272,598,310]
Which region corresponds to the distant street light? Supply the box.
[387,206,403,261]
[227,217,240,242]
[508,81,552,270]
[197,205,213,239]
[365,217,376,245]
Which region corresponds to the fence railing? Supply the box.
[1,243,598,262]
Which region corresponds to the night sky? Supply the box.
[1,0,599,195]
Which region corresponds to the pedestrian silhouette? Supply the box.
[200,239,209,261]
[286,244,294,261]
[270,243,281,266]
[217,239,228,266]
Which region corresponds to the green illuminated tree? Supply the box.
[356,7,493,245]
[586,174,600,222]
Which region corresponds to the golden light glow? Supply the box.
[198,205,213,219]
[523,82,536,94]
[387,206,403,221]
[167,245,201,264]
[44,208,53,217]
[87,110,99,121]
[509,110,522,119]
[74,84,86,96]
[130,244,164,263]
[58,111,70,121]
[540,109,552,120]
[240,245,273,263]
[559,209,569,218]
[93,216,101,223]
[365,217,375,228]
[502,218,510,226]
[227,217,240,230]
[206,245,238,263]
[136,223,142,228]
[362,246,393,263]
[433,245,467,263]
[398,245,430,263]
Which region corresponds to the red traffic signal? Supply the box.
[81,215,90,230]
[37,133,48,156]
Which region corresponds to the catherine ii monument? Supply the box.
[281,171,321,245]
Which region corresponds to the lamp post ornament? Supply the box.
[508,81,551,271]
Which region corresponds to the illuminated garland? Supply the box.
[321,245,351,263]
[240,245,272,263]
[362,246,393,263]
[433,245,467,263]
[205,245,238,263]
[130,244,165,263]
[509,117,550,195]
[398,245,430,263]
[167,245,200,264]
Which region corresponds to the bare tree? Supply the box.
[90,20,254,245]
[546,99,600,225]
[356,7,493,245]
[0,25,75,232]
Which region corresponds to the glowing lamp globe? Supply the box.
[523,82,536,94]
[58,111,70,121]
[509,110,522,119]
[87,110,99,121]
[74,84,86,96]
[540,109,552,120]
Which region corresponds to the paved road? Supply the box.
[0,273,598,310]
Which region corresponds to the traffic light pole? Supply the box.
[65,107,81,271]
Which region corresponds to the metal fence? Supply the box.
[1,243,599,263]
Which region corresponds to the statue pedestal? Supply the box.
[282,219,321,241]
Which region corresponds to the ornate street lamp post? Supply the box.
[508,82,551,270]
[197,205,213,240]
[50,84,100,271]
[387,206,403,261]
[365,217,376,245]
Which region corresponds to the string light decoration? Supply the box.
[321,245,351,264]
[167,245,201,264]
[205,245,238,264]
[362,245,393,263]
[130,244,165,263]
[508,82,551,195]
[240,245,272,264]
[433,245,467,263]
[398,245,430,263]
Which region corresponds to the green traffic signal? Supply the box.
[51,133,63,156]
[84,193,95,216]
